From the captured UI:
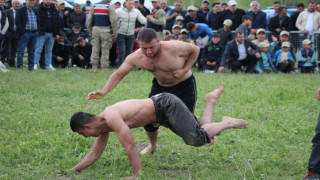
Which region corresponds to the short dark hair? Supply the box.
[212,33,220,38]
[221,2,227,6]
[273,1,280,5]
[296,3,304,8]
[309,2,316,5]
[234,32,244,37]
[186,22,195,32]
[139,0,144,5]
[212,2,220,7]
[59,32,65,37]
[278,6,287,13]
[137,28,157,43]
[242,15,252,22]
[70,112,96,132]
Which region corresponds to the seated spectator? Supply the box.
[221,0,246,30]
[183,5,207,28]
[255,42,276,74]
[175,15,184,29]
[66,22,89,45]
[52,32,72,68]
[268,6,292,36]
[217,19,233,46]
[201,33,224,72]
[178,28,195,44]
[197,0,210,18]
[237,15,252,38]
[298,39,316,73]
[273,41,295,73]
[165,25,181,40]
[207,2,223,31]
[71,37,92,68]
[252,28,269,46]
[219,32,260,73]
[66,3,86,29]
[246,1,266,34]
[270,30,296,60]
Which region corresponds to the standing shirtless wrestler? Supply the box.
[87,28,200,155]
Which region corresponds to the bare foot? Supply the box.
[221,116,248,129]
[204,84,225,103]
[207,136,217,146]
[140,144,155,155]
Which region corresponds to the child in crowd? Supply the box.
[273,42,295,73]
[217,19,233,46]
[201,33,224,73]
[179,29,195,45]
[298,39,316,73]
[255,42,277,74]
[175,15,184,29]
[237,15,252,38]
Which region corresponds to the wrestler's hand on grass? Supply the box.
[87,90,106,100]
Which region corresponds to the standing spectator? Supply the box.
[0,0,8,58]
[217,19,233,46]
[134,0,149,37]
[266,1,280,29]
[201,33,224,72]
[183,6,206,28]
[52,32,72,68]
[206,2,222,31]
[219,32,261,73]
[160,0,170,13]
[197,0,210,18]
[138,0,150,15]
[57,0,69,29]
[115,0,146,66]
[269,6,292,36]
[221,0,246,30]
[270,30,296,60]
[15,0,39,70]
[33,0,61,71]
[71,37,92,68]
[66,3,86,29]
[1,0,19,67]
[298,39,316,73]
[273,41,295,73]
[147,0,166,41]
[221,3,228,11]
[87,0,118,72]
[296,2,320,39]
[252,28,269,46]
[255,42,276,74]
[237,15,251,38]
[246,1,266,34]
[82,0,91,14]
[291,3,304,31]
[165,0,186,31]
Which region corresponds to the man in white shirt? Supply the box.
[296,2,320,38]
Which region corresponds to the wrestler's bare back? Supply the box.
[127,41,194,86]
[99,98,156,132]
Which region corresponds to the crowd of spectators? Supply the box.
[0,0,319,74]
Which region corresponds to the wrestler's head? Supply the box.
[70,112,100,138]
[137,28,160,58]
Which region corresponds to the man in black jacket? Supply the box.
[71,37,92,68]
[33,0,61,71]
[268,6,292,36]
[52,32,72,68]
[220,0,246,30]
[218,32,261,73]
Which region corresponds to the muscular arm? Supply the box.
[173,42,199,78]
[72,133,109,172]
[87,58,135,100]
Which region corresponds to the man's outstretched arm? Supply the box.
[72,133,109,172]
[87,59,135,100]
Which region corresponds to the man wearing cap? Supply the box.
[270,30,296,60]
[252,28,269,46]
[246,1,266,34]
[165,0,186,31]
[87,0,118,72]
[57,0,69,29]
[71,37,92,68]
[220,0,246,30]
[147,0,166,41]
[198,0,210,18]
[269,6,292,35]
[66,22,88,45]
[217,19,233,46]
[219,32,260,73]
[33,0,61,71]
[87,28,200,155]
[169,24,181,40]
[183,5,206,28]
[115,0,147,66]
[297,39,316,73]
[66,3,86,29]
[1,0,20,67]
[207,2,223,31]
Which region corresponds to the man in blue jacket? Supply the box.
[15,0,40,70]
[246,1,266,35]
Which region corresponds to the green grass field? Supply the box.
[1,68,320,179]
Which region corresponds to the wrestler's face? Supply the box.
[139,39,160,58]
[77,127,100,138]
